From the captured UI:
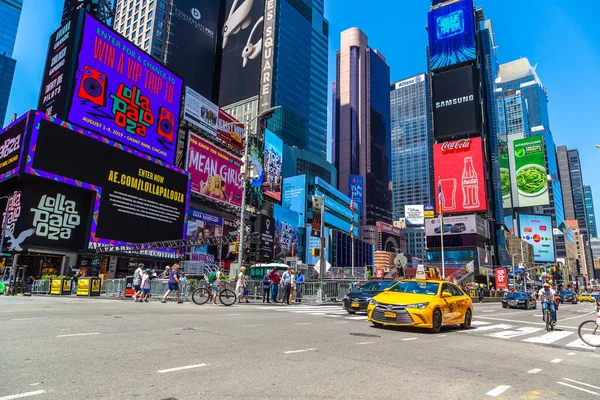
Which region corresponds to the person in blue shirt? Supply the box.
[262,273,271,303]
[295,271,305,303]
[161,264,182,304]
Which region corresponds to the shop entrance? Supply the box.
[17,254,64,279]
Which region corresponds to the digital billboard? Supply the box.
[187,133,243,207]
[262,129,283,201]
[256,214,274,263]
[519,214,555,263]
[349,174,364,217]
[218,0,265,106]
[24,112,189,257]
[509,136,550,207]
[434,137,487,213]
[273,203,299,260]
[499,140,512,209]
[405,205,424,226]
[67,14,183,164]
[246,137,264,209]
[184,87,219,134]
[432,64,480,139]
[166,0,220,99]
[282,175,307,226]
[186,208,223,265]
[0,116,27,183]
[425,214,478,237]
[428,0,476,71]
[216,109,244,151]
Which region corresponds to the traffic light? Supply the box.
[311,248,320,257]
[232,242,239,254]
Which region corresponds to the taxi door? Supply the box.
[440,283,458,324]
[449,284,470,323]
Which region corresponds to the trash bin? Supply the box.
[76,277,101,296]
[51,278,72,295]
[125,276,134,297]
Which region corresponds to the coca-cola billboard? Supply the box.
[434,137,487,214]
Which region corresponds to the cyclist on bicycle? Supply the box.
[538,282,557,326]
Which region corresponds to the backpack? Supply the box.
[208,271,217,283]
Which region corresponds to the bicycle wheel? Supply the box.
[544,310,551,332]
[191,287,211,305]
[219,289,236,306]
[578,320,600,347]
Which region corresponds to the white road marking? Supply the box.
[565,338,597,350]
[481,309,495,313]
[435,334,448,338]
[27,384,41,387]
[241,324,264,328]
[527,368,543,374]
[284,348,317,354]
[294,322,313,325]
[476,316,579,330]
[224,314,242,316]
[157,363,208,374]
[563,378,600,390]
[471,320,491,326]
[558,311,595,322]
[486,385,511,397]
[345,316,368,320]
[56,332,100,338]
[556,381,600,396]
[567,352,577,355]
[323,315,343,318]
[356,342,375,345]
[401,337,418,341]
[522,330,573,344]
[461,324,514,333]
[10,317,46,321]
[334,321,349,324]
[488,327,542,339]
[550,359,562,363]
[0,390,47,400]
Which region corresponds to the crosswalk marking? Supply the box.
[488,327,542,339]
[461,324,514,333]
[522,330,573,344]
[471,320,491,326]
[565,338,597,350]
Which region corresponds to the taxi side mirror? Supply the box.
[441,292,453,298]
[383,288,391,292]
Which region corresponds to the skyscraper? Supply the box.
[333,27,392,226]
[557,145,576,220]
[389,73,432,221]
[567,149,588,237]
[0,0,22,124]
[62,0,115,26]
[584,185,597,238]
[502,91,531,138]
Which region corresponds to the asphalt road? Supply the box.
[0,296,599,400]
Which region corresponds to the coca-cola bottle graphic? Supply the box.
[462,157,480,209]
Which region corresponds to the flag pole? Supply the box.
[350,196,355,277]
[438,179,445,280]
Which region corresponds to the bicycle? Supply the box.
[577,302,600,347]
[542,300,554,331]
[191,282,236,306]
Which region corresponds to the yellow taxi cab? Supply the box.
[578,293,595,303]
[367,278,473,333]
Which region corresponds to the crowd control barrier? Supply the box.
[31,279,51,294]
[103,279,126,297]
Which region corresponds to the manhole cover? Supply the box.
[349,333,380,338]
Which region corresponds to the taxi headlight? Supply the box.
[406,302,429,310]
[369,299,379,306]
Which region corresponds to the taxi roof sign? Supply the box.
[416,265,426,280]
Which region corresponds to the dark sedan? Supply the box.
[557,290,578,304]
[343,280,396,314]
[502,292,537,310]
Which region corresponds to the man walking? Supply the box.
[269,267,281,303]
[262,272,271,303]
[161,264,182,304]
[71,271,80,295]
[132,263,144,302]
[281,267,293,306]
[295,270,305,303]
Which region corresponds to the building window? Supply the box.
[158,10,166,19]
[156,20,164,29]
[154,38,163,48]
[155,29,163,38]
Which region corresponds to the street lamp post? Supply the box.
[220,106,281,278]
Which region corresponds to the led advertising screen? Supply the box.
[216,109,244,151]
[0,116,27,183]
[218,0,264,106]
[187,208,223,265]
[425,214,478,237]
[349,174,364,217]
[166,0,220,99]
[432,64,480,139]
[68,14,183,164]
[255,214,274,263]
[434,137,487,213]
[246,137,264,209]
[187,133,243,207]
[262,129,283,201]
[24,112,189,258]
[282,175,307,226]
[509,136,550,207]
[184,86,219,134]
[499,140,512,209]
[428,0,476,71]
[519,214,555,263]
[273,203,299,260]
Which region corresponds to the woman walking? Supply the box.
[161,264,182,304]
[236,267,247,303]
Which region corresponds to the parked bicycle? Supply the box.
[577,302,600,347]
[191,283,236,306]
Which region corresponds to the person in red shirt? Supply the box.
[269,267,281,302]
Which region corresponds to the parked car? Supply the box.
[557,290,578,304]
[502,292,537,310]
[434,224,453,234]
[343,280,396,314]
[450,223,467,233]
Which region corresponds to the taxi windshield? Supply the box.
[389,281,439,295]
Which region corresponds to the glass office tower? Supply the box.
[0,0,22,125]
[389,73,431,221]
[584,185,597,238]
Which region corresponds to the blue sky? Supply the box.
[6,0,600,228]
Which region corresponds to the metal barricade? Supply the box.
[149,279,192,301]
[31,279,51,294]
[103,278,126,297]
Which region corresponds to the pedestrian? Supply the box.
[210,266,222,305]
[150,269,157,280]
[281,267,293,306]
[26,276,34,293]
[236,267,246,303]
[140,269,151,303]
[295,270,305,303]
[262,272,271,303]
[71,271,80,295]
[242,274,250,303]
[269,267,281,302]
[478,285,484,303]
[161,264,182,304]
[160,266,170,278]
[132,263,144,302]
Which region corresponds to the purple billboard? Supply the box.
[67,14,183,164]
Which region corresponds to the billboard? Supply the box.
[282,175,307,226]
[187,133,243,207]
[256,214,274,263]
[246,137,264,209]
[166,0,219,99]
[218,0,265,106]
[0,116,27,183]
[495,268,508,289]
[405,205,424,225]
[25,112,189,256]
[499,140,512,209]
[509,136,550,207]
[273,203,299,260]
[216,109,244,151]
[434,137,487,213]
[184,87,219,134]
[349,174,364,217]
[428,0,476,71]
[377,222,403,252]
[262,129,283,201]
[519,214,555,263]
[258,0,278,114]
[67,14,183,164]
[186,208,222,265]
[221,217,238,263]
[425,214,478,237]
[424,204,435,219]
[432,64,480,139]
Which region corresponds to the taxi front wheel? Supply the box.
[430,309,442,333]
[372,321,384,328]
